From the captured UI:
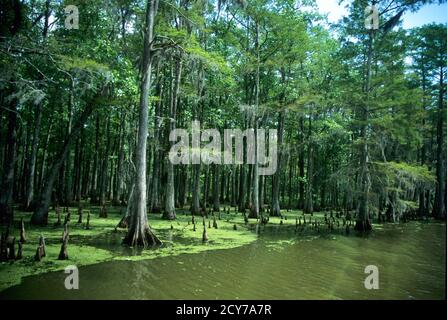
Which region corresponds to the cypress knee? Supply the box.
[19,218,26,243]
[16,241,23,260]
[35,236,46,262]
[213,215,218,229]
[7,237,15,260]
[202,224,208,243]
[39,235,46,257]
[85,210,91,230]
[58,225,69,260]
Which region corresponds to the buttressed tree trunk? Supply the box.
[123,0,161,247]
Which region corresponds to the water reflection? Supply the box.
[0,221,444,299]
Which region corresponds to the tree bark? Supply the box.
[123,0,161,247]
[163,58,182,220]
[113,115,125,205]
[192,163,201,215]
[250,21,260,219]
[298,117,305,209]
[304,114,314,214]
[355,27,373,232]
[150,80,163,212]
[271,111,284,216]
[433,66,445,219]
[418,63,428,218]
[99,115,111,206]
[90,112,100,204]
[24,102,42,210]
[212,164,220,212]
[38,120,53,191]
[64,79,75,205]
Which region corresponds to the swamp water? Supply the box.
[0,221,445,299]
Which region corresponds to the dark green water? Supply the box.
[1,221,445,299]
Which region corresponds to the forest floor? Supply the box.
[0,204,328,292]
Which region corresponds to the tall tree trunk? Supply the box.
[238,164,246,213]
[150,80,163,212]
[433,66,445,219]
[123,0,161,247]
[191,64,205,216]
[0,104,17,225]
[73,133,83,202]
[178,166,187,208]
[203,165,210,210]
[64,79,75,205]
[419,65,428,218]
[90,112,100,204]
[38,120,53,191]
[250,21,260,219]
[19,126,30,202]
[220,167,226,203]
[113,115,125,205]
[304,114,313,214]
[213,164,220,212]
[271,111,284,216]
[31,100,98,225]
[24,0,49,209]
[231,166,237,207]
[355,27,373,232]
[192,163,201,215]
[24,104,41,209]
[163,59,182,220]
[99,115,111,206]
[245,164,252,209]
[298,117,305,209]
[288,155,293,209]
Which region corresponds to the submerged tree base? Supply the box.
[162,211,176,220]
[122,227,162,248]
[354,220,372,232]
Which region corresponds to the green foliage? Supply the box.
[373,161,436,194]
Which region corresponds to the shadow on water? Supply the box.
[0,221,445,300]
